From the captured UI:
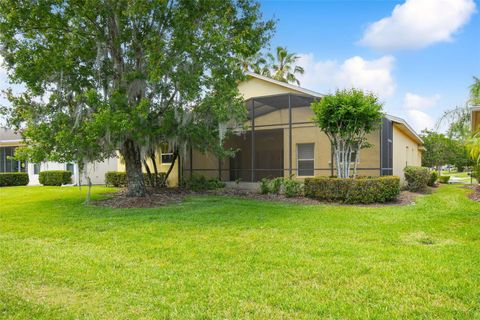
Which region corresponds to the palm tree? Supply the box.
[238,53,270,76]
[267,46,304,85]
[469,76,480,106]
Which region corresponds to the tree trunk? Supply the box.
[162,151,178,187]
[122,139,147,197]
[143,159,154,188]
[84,177,92,205]
[437,164,442,177]
[149,152,159,187]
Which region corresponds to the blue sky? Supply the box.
[259,0,480,132]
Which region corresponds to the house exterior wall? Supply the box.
[0,140,117,186]
[392,124,423,180]
[238,77,299,99]
[472,109,480,132]
[117,148,179,187]
[79,158,118,185]
[185,105,383,181]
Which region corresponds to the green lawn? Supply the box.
[0,186,479,319]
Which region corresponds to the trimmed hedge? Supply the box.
[438,175,450,184]
[0,172,29,187]
[39,170,72,186]
[181,174,225,191]
[404,166,429,192]
[105,171,167,187]
[105,171,127,187]
[304,176,400,204]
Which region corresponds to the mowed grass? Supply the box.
[0,186,479,319]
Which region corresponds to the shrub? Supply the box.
[304,176,400,204]
[105,171,167,187]
[182,174,225,191]
[258,177,284,195]
[284,179,303,198]
[438,175,450,184]
[270,177,284,194]
[260,178,271,194]
[105,171,127,187]
[0,172,29,186]
[39,170,72,186]
[404,166,430,192]
[427,171,438,187]
[206,177,226,190]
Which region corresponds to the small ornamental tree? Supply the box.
[311,89,383,178]
[0,0,274,197]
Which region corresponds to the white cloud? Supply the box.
[404,92,441,110]
[403,92,440,132]
[406,109,435,132]
[297,53,396,98]
[359,0,476,50]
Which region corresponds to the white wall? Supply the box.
[27,161,78,186]
[27,157,118,186]
[79,158,118,185]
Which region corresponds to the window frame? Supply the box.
[296,143,315,177]
[161,153,174,165]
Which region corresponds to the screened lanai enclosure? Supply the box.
[182,93,324,182]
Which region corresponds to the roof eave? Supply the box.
[245,71,324,98]
[386,114,424,145]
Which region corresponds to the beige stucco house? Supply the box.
[472,106,480,132]
[123,73,423,185]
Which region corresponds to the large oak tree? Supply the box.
[0,0,273,196]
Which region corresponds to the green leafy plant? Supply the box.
[404,166,430,192]
[0,172,29,187]
[304,176,400,204]
[260,178,271,194]
[427,171,438,187]
[472,165,480,183]
[39,170,72,186]
[182,175,225,191]
[438,176,451,184]
[283,179,303,198]
[270,177,284,194]
[311,89,383,178]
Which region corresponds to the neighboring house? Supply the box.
[472,106,480,132]
[129,72,423,184]
[0,127,117,185]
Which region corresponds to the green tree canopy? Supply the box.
[311,89,383,178]
[0,0,274,196]
[420,130,473,172]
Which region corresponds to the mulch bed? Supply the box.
[93,187,423,209]
[464,184,480,202]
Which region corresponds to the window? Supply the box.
[297,143,314,176]
[161,153,174,164]
[66,163,74,173]
[33,163,41,174]
[0,147,26,173]
[350,150,359,163]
